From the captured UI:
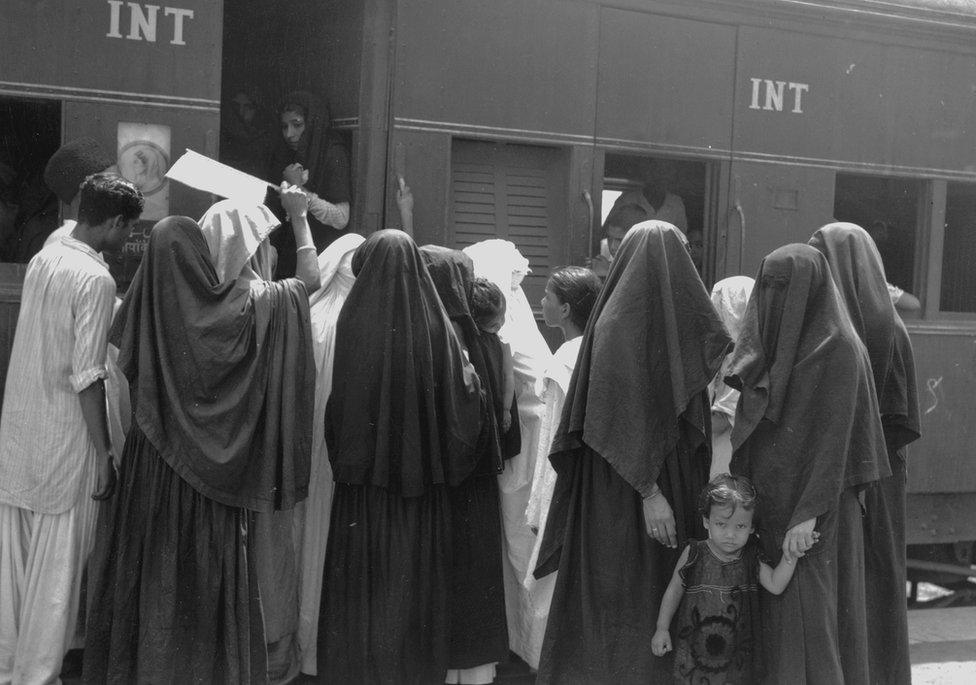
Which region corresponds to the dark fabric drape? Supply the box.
[326,230,482,495]
[266,90,352,274]
[109,216,314,512]
[726,243,889,684]
[83,426,267,685]
[534,221,730,684]
[809,223,920,685]
[418,244,509,668]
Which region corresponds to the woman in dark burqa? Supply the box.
[809,223,920,685]
[82,203,317,684]
[420,245,512,684]
[533,221,732,684]
[725,243,889,684]
[318,230,483,684]
[266,91,351,277]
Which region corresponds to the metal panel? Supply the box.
[595,8,737,155]
[0,0,221,107]
[906,327,976,493]
[733,24,976,176]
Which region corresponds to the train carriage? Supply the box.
[2,0,976,577]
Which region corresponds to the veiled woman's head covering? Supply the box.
[419,245,476,322]
[198,200,280,282]
[553,220,732,497]
[327,229,483,495]
[726,244,888,540]
[110,216,314,511]
[709,276,755,418]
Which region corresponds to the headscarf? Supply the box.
[709,276,755,419]
[551,221,732,497]
[808,222,920,452]
[326,230,483,495]
[198,200,279,282]
[726,244,889,550]
[110,216,314,511]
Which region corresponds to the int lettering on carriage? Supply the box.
[105,1,195,46]
[748,78,810,114]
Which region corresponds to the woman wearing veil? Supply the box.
[293,232,364,677]
[463,239,551,667]
[708,276,755,477]
[318,230,483,683]
[83,188,319,684]
[534,221,731,684]
[809,223,920,685]
[420,245,511,684]
[266,91,351,276]
[725,243,889,683]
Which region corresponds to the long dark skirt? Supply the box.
[82,426,266,684]
[534,448,684,685]
[318,482,451,684]
[760,489,862,684]
[864,454,910,685]
[447,474,509,669]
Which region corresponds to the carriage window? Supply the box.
[833,173,920,296]
[940,183,976,314]
[601,155,708,276]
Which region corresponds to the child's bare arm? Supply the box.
[652,545,689,656]
[759,556,797,595]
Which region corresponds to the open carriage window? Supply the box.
[940,182,976,314]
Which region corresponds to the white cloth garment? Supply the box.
[612,189,689,233]
[518,335,583,669]
[462,239,551,667]
[296,233,363,675]
[0,236,114,514]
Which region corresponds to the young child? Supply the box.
[469,277,516,434]
[652,474,816,683]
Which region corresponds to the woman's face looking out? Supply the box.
[281,109,306,151]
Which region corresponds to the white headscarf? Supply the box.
[709,276,754,418]
[198,200,280,283]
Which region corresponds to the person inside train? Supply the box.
[0,174,143,685]
[220,88,271,178]
[611,158,689,233]
[589,202,647,277]
[82,185,319,684]
[532,221,731,684]
[809,222,920,685]
[266,90,351,277]
[725,243,889,684]
[686,227,704,273]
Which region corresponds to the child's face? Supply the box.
[703,504,754,556]
[479,312,505,335]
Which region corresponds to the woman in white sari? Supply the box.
[462,239,551,668]
[522,266,601,668]
[296,232,363,675]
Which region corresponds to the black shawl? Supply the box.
[808,222,920,453]
[551,220,732,496]
[110,216,314,511]
[326,230,483,495]
[727,244,889,552]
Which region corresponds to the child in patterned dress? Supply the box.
[651,474,817,684]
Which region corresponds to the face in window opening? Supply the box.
[281,109,306,151]
[606,223,627,258]
[686,229,704,268]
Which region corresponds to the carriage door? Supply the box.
[450,139,569,316]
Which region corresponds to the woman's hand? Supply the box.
[280,183,308,219]
[643,490,677,548]
[283,163,308,187]
[651,628,672,656]
[91,455,118,501]
[782,517,817,562]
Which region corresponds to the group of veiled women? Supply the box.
[78,180,918,685]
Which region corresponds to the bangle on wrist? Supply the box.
[296,245,316,254]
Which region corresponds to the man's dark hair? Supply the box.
[603,203,647,234]
[76,174,144,226]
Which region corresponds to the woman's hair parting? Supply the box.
[548,266,602,329]
[698,473,757,518]
[469,277,506,326]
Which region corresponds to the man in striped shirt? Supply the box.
[0,174,143,684]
